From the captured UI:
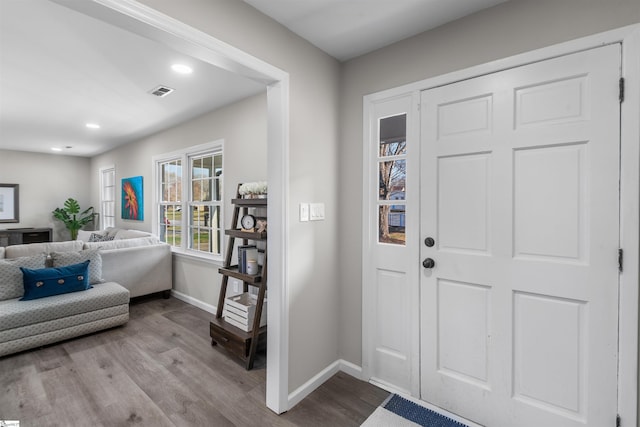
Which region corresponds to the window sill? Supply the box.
[171,248,223,265]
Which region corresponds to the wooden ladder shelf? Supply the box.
[210,185,267,370]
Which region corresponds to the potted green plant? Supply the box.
[52,198,95,240]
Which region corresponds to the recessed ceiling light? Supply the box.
[51,147,62,152]
[171,64,193,74]
[86,123,100,129]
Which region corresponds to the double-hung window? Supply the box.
[155,141,223,260]
[100,166,116,229]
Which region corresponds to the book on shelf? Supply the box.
[237,245,258,273]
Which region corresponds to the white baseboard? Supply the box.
[288,360,341,408]
[339,359,363,380]
[170,290,217,315]
[287,359,364,409]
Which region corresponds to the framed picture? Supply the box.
[0,183,19,223]
[122,176,144,221]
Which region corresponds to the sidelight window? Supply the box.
[378,114,407,245]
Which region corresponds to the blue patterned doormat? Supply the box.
[362,394,471,427]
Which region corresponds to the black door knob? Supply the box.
[424,237,435,247]
[423,258,435,269]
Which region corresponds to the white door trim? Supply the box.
[52,0,291,414]
[363,24,640,426]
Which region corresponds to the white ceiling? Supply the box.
[0,0,266,157]
[0,0,507,158]
[243,0,509,61]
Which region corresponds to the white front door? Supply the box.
[420,45,621,427]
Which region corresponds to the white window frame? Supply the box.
[99,165,116,230]
[152,140,224,262]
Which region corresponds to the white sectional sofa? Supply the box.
[0,229,172,357]
[76,228,172,298]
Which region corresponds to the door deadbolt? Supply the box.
[424,237,435,247]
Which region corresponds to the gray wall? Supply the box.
[89,93,268,307]
[338,0,640,366]
[0,150,91,240]
[104,0,343,393]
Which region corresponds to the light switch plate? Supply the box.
[310,203,325,221]
[230,278,242,294]
[300,203,309,222]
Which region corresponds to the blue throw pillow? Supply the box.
[20,260,92,301]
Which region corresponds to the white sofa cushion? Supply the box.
[78,228,153,242]
[0,254,47,300]
[114,229,152,239]
[4,241,83,259]
[83,236,159,251]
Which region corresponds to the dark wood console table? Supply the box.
[0,228,52,247]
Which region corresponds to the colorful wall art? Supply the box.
[122,176,143,221]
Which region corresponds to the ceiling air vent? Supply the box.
[149,85,175,97]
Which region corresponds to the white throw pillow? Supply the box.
[105,227,120,238]
[77,229,102,242]
[50,249,103,285]
[88,233,114,243]
[0,254,47,300]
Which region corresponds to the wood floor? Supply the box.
[0,296,389,426]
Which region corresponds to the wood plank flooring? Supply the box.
[0,296,389,426]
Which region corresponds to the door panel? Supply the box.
[420,45,620,427]
[515,75,588,127]
[513,143,587,262]
[437,279,491,386]
[513,292,586,416]
[438,153,491,254]
[438,94,493,138]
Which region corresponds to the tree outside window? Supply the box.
[378,114,407,245]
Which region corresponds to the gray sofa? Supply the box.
[0,229,172,357]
